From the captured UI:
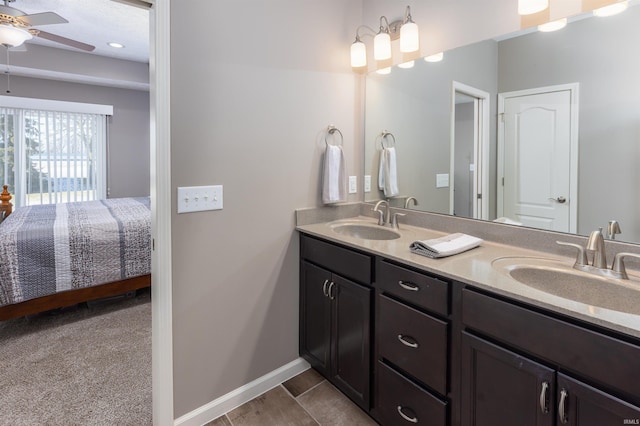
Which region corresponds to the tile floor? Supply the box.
[205,368,378,425]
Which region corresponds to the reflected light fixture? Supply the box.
[538,18,567,32]
[108,42,125,48]
[376,67,391,75]
[0,24,32,47]
[350,5,420,69]
[518,0,549,15]
[424,52,444,62]
[593,1,628,16]
[398,60,415,69]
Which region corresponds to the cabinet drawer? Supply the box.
[462,288,640,403]
[377,361,447,426]
[377,259,449,316]
[301,235,372,284]
[378,294,448,395]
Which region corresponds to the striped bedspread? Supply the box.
[0,197,151,307]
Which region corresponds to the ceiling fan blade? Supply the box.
[17,12,68,27]
[35,30,95,52]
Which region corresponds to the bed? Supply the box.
[0,185,151,320]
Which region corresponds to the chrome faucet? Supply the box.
[404,197,419,209]
[373,200,390,226]
[586,228,607,269]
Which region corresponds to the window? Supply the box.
[0,96,112,207]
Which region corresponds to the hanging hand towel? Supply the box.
[322,144,347,204]
[383,146,399,197]
[410,233,483,259]
[378,148,386,191]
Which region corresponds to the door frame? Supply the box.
[449,81,490,220]
[497,83,579,233]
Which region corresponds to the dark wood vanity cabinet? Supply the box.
[299,235,373,411]
[374,258,451,426]
[460,287,640,426]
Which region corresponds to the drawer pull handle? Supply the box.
[322,279,330,297]
[539,381,549,414]
[398,280,419,291]
[397,334,419,348]
[558,389,569,424]
[328,281,336,300]
[397,406,418,423]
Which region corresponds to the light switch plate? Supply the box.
[177,185,223,213]
[436,174,449,188]
[348,176,357,194]
[364,175,371,193]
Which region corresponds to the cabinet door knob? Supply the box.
[397,334,419,349]
[558,389,569,424]
[322,279,330,297]
[397,405,418,423]
[398,280,419,291]
[539,381,549,414]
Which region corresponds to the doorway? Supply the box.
[497,83,579,233]
[449,82,490,220]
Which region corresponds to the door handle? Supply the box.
[397,334,419,349]
[549,196,566,204]
[539,381,549,414]
[558,389,569,424]
[322,279,330,297]
[327,281,336,300]
[398,280,419,291]
[397,406,418,423]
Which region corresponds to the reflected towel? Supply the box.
[383,147,399,197]
[322,144,347,204]
[410,233,483,259]
[378,149,385,191]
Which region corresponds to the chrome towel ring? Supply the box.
[379,130,396,149]
[325,125,343,147]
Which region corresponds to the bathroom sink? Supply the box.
[330,222,401,240]
[492,257,640,314]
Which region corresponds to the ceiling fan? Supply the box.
[0,0,95,51]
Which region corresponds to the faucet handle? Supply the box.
[391,212,406,229]
[372,208,385,226]
[556,241,588,266]
[612,252,640,279]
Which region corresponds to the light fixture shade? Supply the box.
[350,40,367,68]
[593,1,628,17]
[400,21,419,53]
[374,32,391,60]
[518,0,549,15]
[424,52,444,62]
[398,60,415,69]
[376,67,391,75]
[538,18,567,32]
[0,25,32,48]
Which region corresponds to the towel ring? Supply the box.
[379,131,396,149]
[325,125,343,147]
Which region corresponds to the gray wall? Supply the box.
[170,0,362,417]
[498,6,640,242]
[0,75,150,198]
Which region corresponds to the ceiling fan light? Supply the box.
[0,25,32,48]
[593,1,628,17]
[518,0,549,15]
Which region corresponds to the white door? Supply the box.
[498,84,578,232]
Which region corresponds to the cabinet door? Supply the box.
[557,373,640,426]
[461,332,555,426]
[332,274,372,411]
[300,261,332,376]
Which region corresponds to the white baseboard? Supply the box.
[174,357,311,426]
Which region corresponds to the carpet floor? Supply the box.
[0,289,151,426]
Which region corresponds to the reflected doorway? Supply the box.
[449,82,490,220]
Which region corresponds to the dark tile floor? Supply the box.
[205,369,378,425]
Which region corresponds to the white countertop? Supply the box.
[297,216,640,339]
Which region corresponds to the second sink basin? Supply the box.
[492,257,640,314]
[330,222,401,240]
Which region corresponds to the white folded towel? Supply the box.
[383,147,399,197]
[378,149,386,191]
[322,144,347,204]
[410,233,483,259]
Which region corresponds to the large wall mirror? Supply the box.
[364,3,640,244]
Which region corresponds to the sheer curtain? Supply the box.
[0,98,111,207]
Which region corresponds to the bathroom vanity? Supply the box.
[297,209,640,426]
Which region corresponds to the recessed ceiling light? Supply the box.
[108,42,125,48]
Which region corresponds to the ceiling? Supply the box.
[6,0,150,63]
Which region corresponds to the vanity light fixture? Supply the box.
[538,18,567,32]
[376,67,392,75]
[350,5,420,69]
[398,60,415,69]
[424,52,444,62]
[593,0,628,16]
[518,0,549,15]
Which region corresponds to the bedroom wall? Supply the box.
[0,76,150,198]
